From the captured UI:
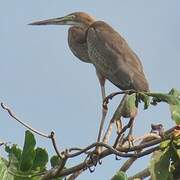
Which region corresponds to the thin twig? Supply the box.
[69,148,84,152]
[115,127,175,177]
[41,126,176,179]
[41,145,158,179]
[67,142,136,158]
[113,118,134,148]
[67,126,174,159]
[42,154,68,180]
[67,169,84,180]
[119,157,137,172]
[1,102,50,138]
[116,129,173,152]
[1,102,62,159]
[133,133,161,143]
[68,148,91,155]
[103,90,136,107]
[50,131,63,159]
[119,133,161,172]
[1,100,177,180]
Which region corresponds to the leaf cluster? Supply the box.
[0,131,61,180]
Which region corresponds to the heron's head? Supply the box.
[29,12,95,28]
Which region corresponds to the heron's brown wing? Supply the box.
[87,21,149,91]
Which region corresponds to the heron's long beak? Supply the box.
[28,15,74,26]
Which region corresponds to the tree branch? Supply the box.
[1,101,177,180]
[128,167,150,180]
[1,102,63,158]
[118,133,161,172]
[1,102,50,138]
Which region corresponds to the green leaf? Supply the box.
[139,93,150,109]
[2,132,48,179]
[170,105,180,124]
[5,144,22,168]
[32,148,48,171]
[19,130,36,171]
[147,89,180,124]
[0,157,14,180]
[173,136,180,146]
[154,148,173,180]
[50,155,61,168]
[176,149,180,159]
[168,89,180,124]
[149,151,162,180]
[147,89,179,104]
[160,140,171,149]
[112,171,128,180]
[119,94,137,118]
[50,156,64,180]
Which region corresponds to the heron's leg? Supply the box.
[125,118,135,147]
[115,118,122,134]
[96,71,107,143]
[102,105,123,144]
[102,117,114,144]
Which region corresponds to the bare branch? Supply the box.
[113,118,134,148]
[67,169,84,180]
[1,102,50,138]
[1,100,177,180]
[50,131,63,159]
[103,90,136,107]
[41,126,175,179]
[41,145,157,179]
[128,167,150,180]
[119,133,161,172]
[1,102,62,159]
[67,142,137,159]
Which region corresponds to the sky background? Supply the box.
[0,0,180,179]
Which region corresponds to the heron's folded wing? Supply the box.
[87,21,149,91]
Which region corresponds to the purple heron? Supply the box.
[29,12,149,143]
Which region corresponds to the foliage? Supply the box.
[112,171,128,180]
[149,133,180,180]
[0,88,180,179]
[0,130,59,180]
[146,88,180,125]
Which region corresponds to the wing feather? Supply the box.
[87,21,149,91]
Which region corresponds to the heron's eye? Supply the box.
[68,15,76,20]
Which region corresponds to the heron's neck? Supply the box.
[75,18,95,29]
[68,26,91,63]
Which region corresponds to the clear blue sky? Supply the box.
[0,1,180,179]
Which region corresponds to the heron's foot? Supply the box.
[123,134,134,150]
[90,151,102,166]
[127,134,134,147]
[96,143,103,153]
[85,149,102,172]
